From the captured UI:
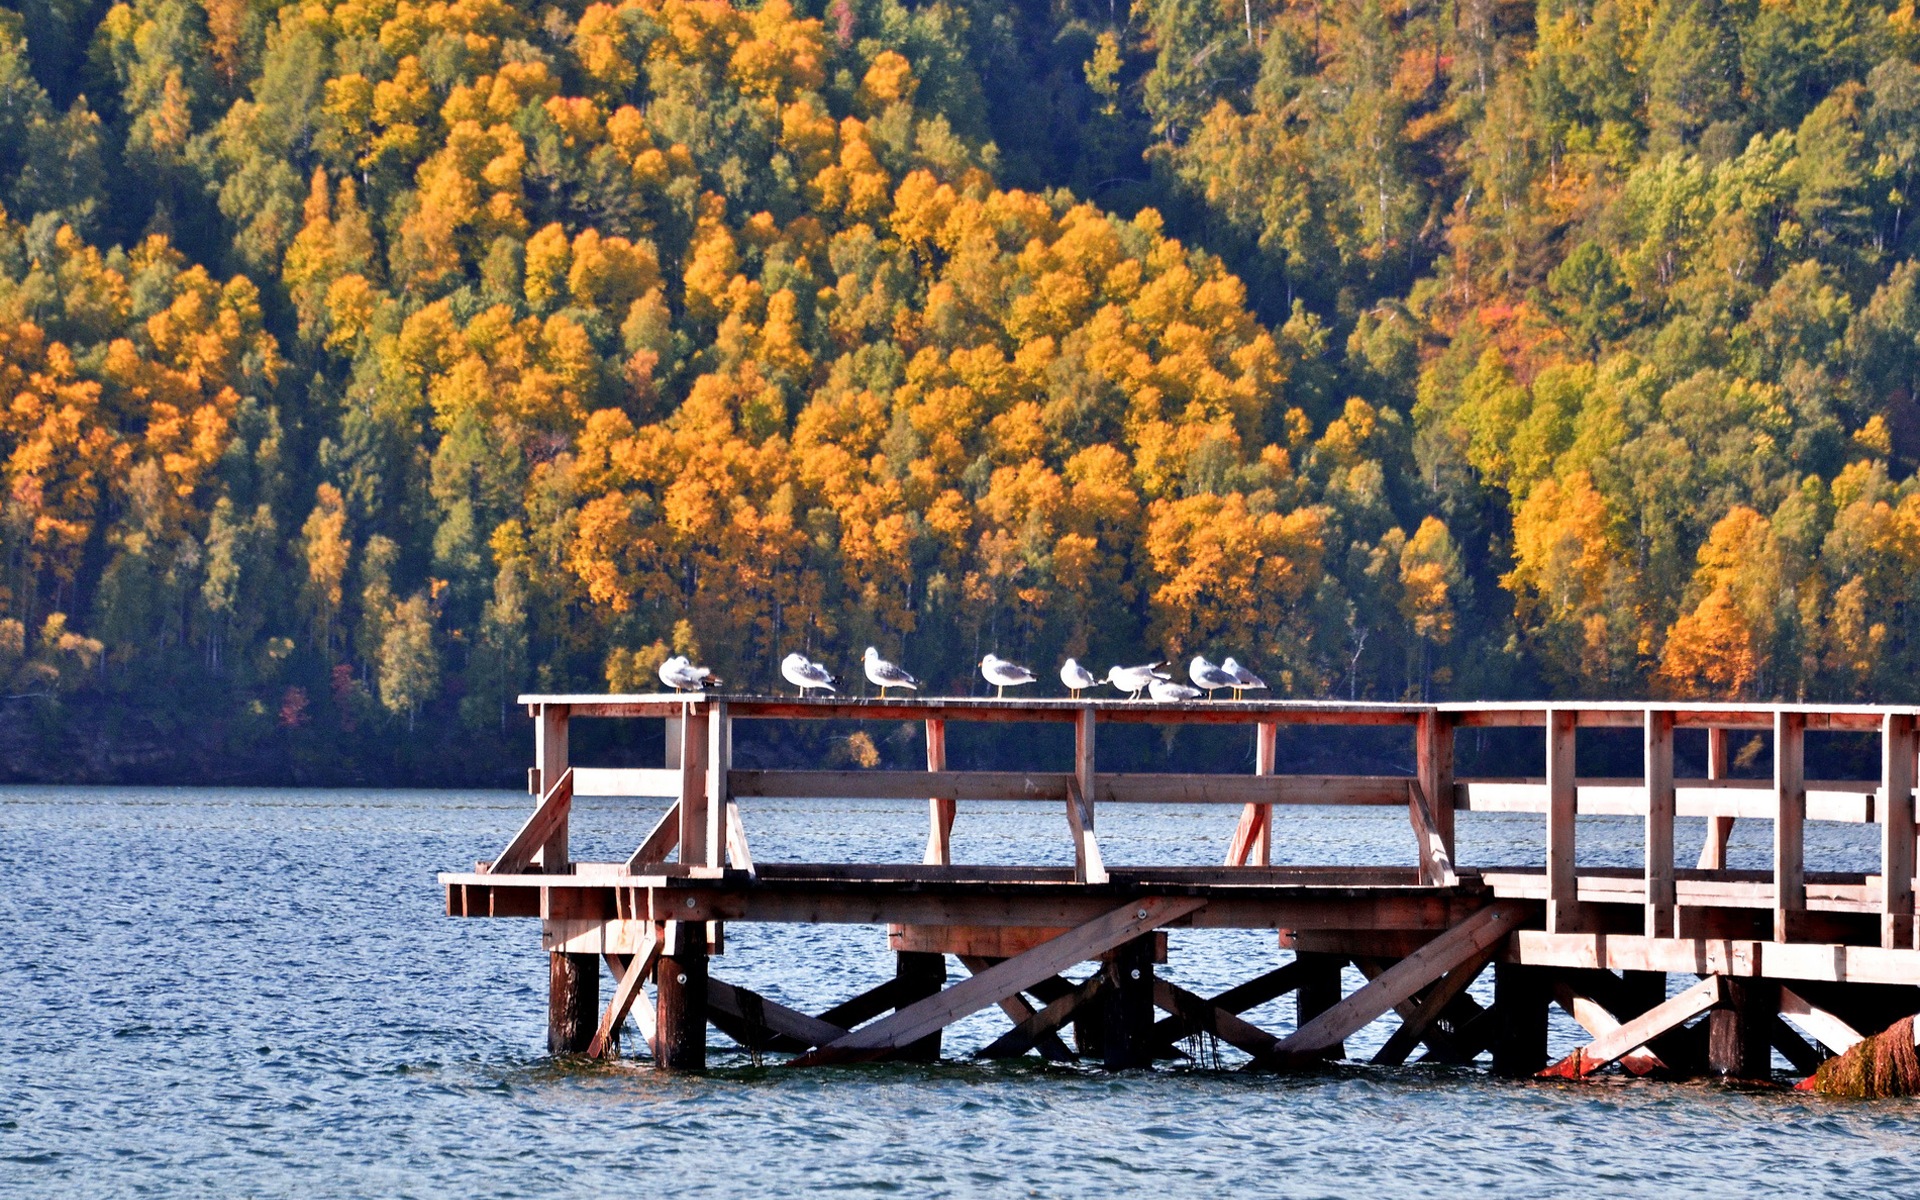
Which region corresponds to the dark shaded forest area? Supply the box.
[3,0,1919,782]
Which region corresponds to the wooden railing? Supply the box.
[500,694,1920,950]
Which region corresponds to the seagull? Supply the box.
[1222,656,1267,700]
[1150,678,1202,703]
[1106,662,1170,699]
[980,654,1036,698]
[1060,657,1098,698]
[863,647,919,698]
[781,652,836,695]
[658,654,719,692]
[1188,655,1237,697]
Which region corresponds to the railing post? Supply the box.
[705,700,730,870]
[1644,709,1675,938]
[1416,710,1455,876]
[1546,707,1578,933]
[1697,727,1732,869]
[924,717,952,866]
[536,703,570,871]
[1253,721,1277,866]
[677,704,710,868]
[1070,706,1104,883]
[1774,710,1806,943]
[1882,712,1916,950]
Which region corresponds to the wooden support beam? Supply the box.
[816,978,909,1033]
[1491,962,1550,1076]
[1538,976,1725,1079]
[725,802,754,876]
[587,930,662,1059]
[977,974,1101,1060]
[1259,902,1526,1066]
[535,704,570,869]
[707,977,847,1051]
[1149,961,1308,1050]
[923,717,952,866]
[1068,709,1106,884]
[491,769,574,877]
[1551,980,1667,1076]
[1353,955,1489,1061]
[1416,710,1455,872]
[1779,985,1864,1056]
[1646,709,1676,938]
[1547,707,1579,933]
[1709,976,1777,1080]
[1775,711,1807,944]
[956,958,1091,1063]
[1698,726,1735,871]
[655,926,708,1071]
[1771,1016,1827,1075]
[625,800,680,871]
[792,896,1206,1066]
[1883,713,1917,950]
[1151,978,1282,1059]
[1372,941,1498,1066]
[676,709,710,869]
[547,950,597,1055]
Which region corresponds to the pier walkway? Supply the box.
[441,695,1920,1080]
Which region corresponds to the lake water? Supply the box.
[5,784,1920,1198]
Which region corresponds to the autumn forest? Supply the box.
[3,0,1919,780]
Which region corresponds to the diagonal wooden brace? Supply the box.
[587,926,662,1059]
[1372,938,1500,1066]
[976,974,1102,1059]
[1552,980,1667,1075]
[1152,978,1282,1059]
[1408,779,1457,887]
[792,896,1206,1066]
[959,957,1076,1062]
[1538,975,1726,1078]
[489,768,574,876]
[626,799,681,871]
[1257,901,1525,1067]
[1150,960,1308,1050]
[708,978,847,1051]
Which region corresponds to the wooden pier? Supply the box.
[441,695,1920,1082]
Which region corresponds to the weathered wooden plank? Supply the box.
[1646,709,1676,938]
[1259,902,1527,1064]
[573,767,682,797]
[729,769,1418,806]
[1456,779,1878,822]
[1776,710,1807,943]
[490,769,574,877]
[587,931,662,1059]
[791,897,1207,1065]
[1779,985,1865,1055]
[736,769,1071,801]
[1371,941,1498,1066]
[1538,976,1725,1078]
[1151,978,1282,1059]
[1883,713,1917,950]
[976,974,1101,1059]
[923,718,953,867]
[708,977,848,1050]
[625,800,681,871]
[1547,709,1578,933]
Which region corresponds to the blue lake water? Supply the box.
[5,784,1919,1198]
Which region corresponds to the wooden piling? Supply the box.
[655,927,709,1071]
[893,951,947,1061]
[1295,952,1345,1060]
[1491,962,1548,1077]
[1098,937,1157,1069]
[547,951,598,1055]
[1708,977,1777,1080]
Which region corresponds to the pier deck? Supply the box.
[441,695,1920,1080]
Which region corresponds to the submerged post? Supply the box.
[655,924,709,1071]
[1708,977,1777,1080]
[548,951,598,1055]
[1490,961,1549,1077]
[1099,937,1157,1069]
[1295,952,1345,1060]
[894,951,948,1061]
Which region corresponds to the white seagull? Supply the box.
[980,654,1036,698]
[1188,655,1237,697]
[1060,657,1098,698]
[1222,656,1267,700]
[781,652,836,695]
[1150,678,1202,703]
[1106,662,1170,699]
[659,654,719,692]
[863,647,919,698]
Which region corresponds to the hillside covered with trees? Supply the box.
[3,0,1920,780]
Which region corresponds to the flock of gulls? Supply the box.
[658,649,1267,702]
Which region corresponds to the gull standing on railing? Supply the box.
[1106,662,1170,699]
[1187,655,1237,697]
[1222,656,1267,700]
[781,652,836,695]
[1150,678,1203,702]
[658,654,720,692]
[863,647,919,698]
[1060,657,1098,698]
[979,654,1036,698]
